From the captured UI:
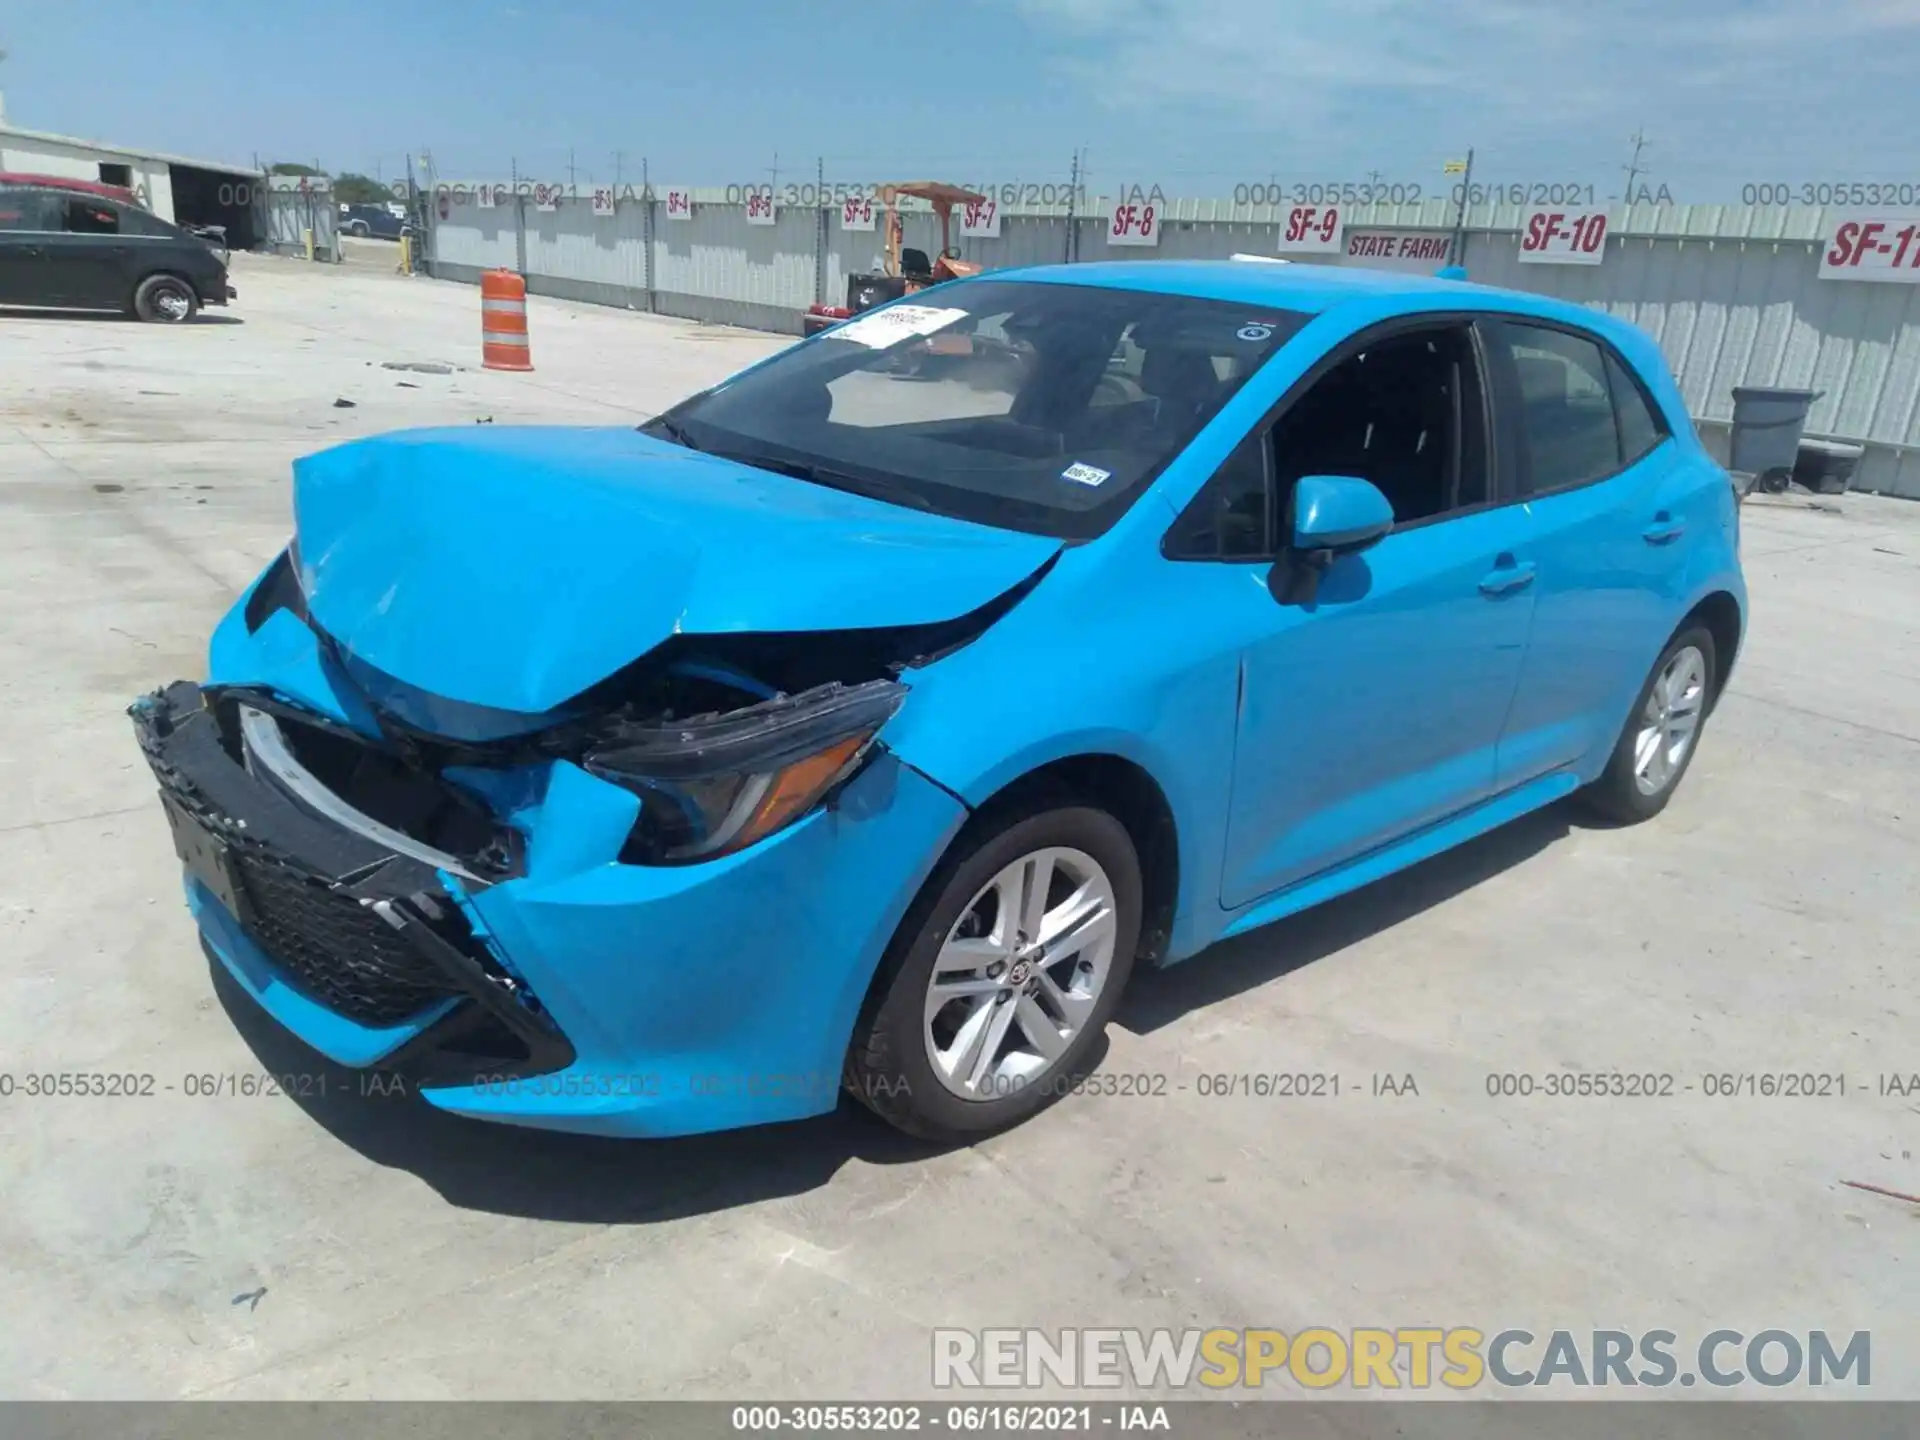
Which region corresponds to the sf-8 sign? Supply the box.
[1107,200,1159,247]
[1518,208,1609,265]
[959,197,1000,238]
[1276,204,1343,253]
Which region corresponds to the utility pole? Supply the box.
[1063,146,1082,263]
[1622,129,1650,203]
[1446,147,1474,266]
[614,150,624,194]
[568,147,577,195]
[767,150,781,197]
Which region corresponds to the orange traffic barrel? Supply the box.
[481,268,533,371]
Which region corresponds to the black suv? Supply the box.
[0,184,236,323]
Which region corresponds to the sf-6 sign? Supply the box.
[1820,215,1920,282]
[1518,208,1609,265]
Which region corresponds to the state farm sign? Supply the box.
[1342,229,1452,273]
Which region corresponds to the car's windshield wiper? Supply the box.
[642,414,701,451]
[729,452,937,513]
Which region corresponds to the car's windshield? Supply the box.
[649,279,1309,538]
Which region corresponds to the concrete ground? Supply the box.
[1,252,1915,1404]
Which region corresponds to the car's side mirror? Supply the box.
[1268,475,1395,605]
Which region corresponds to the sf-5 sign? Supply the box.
[1518,208,1609,265]
[1820,215,1920,282]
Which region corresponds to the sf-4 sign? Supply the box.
[1276,204,1343,254]
[1519,208,1609,265]
[959,197,1000,238]
[1820,215,1920,282]
[663,189,693,221]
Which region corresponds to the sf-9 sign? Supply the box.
[1519,208,1609,265]
[1107,200,1159,247]
[1277,204,1343,253]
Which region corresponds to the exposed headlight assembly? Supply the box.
[582,679,907,864]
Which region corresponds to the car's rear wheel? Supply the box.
[1579,624,1717,824]
[349,220,370,237]
[846,804,1142,1140]
[133,274,198,324]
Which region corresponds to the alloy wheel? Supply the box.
[922,845,1118,1100]
[1633,644,1707,795]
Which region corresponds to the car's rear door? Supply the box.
[0,191,58,303]
[1170,318,1539,909]
[1482,319,1697,787]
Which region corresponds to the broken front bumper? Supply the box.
[133,677,968,1138]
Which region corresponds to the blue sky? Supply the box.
[3,0,1916,199]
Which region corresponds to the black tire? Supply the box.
[846,804,1143,1141]
[349,220,370,237]
[1578,624,1718,825]
[133,273,199,324]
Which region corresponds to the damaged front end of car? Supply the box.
[127,541,1043,1122]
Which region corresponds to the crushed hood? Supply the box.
[290,427,1059,715]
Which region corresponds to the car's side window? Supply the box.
[1606,350,1669,464]
[1166,322,1490,559]
[1494,322,1625,494]
[59,198,122,236]
[0,193,56,231]
[1163,433,1274,559]
[1269,324,1488,528]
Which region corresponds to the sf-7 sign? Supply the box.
[959,197,1000,238]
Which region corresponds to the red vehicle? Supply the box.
[0,172,144,208]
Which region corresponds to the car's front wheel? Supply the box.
[1579,624,1718,824]
[133,274,199,324]
[847,804,1142,1140]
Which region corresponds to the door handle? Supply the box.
[1643,511,1686,545]
[1479,557,1536,597]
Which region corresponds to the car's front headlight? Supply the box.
[582,679,907,864]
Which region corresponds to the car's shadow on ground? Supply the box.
[213,799,1579,1223]
[210,957,946,1225]
[1118,801,1576,1034]
[0,307,243,325]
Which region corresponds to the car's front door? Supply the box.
[1482,320,1699,787]
[1184,320,1539,909]
[47,195,139,309]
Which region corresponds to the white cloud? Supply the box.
[1010,0,1920,151]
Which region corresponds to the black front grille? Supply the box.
[231,853,461,1026]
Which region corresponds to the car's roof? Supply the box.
[998,258,1597,323]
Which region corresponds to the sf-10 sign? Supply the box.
[1821,215,1920,282]
[1276,205,1343,254]
[1518,208,1609,265]
[1107,200,1159,247]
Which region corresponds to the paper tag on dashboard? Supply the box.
[1061,462,1112,487]
[830,305,969,349]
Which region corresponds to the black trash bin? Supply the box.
[1793,438,1865,495]
[1729,386,1822,491]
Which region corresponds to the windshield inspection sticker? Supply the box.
[1237,322,1274,341]
[1061,462,1112,487]
[831,304,969,350]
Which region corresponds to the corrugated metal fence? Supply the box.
[257,176,340,261]
[426,188,1920,498]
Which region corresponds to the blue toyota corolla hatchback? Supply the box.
[133,261,1745,1140]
